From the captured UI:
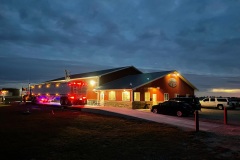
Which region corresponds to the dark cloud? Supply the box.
[0,0,240,96]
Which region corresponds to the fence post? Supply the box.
[224,107,228,125]
[195,110,199,132]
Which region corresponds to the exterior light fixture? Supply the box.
[90,80,96,86]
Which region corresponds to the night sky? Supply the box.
[1,0,240,97]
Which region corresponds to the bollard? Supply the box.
[224,107,228,125]
[195,110,199,132]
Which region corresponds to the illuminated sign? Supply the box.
[168,78,177,88]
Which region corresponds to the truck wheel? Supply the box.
[66,99,72,106]
[217,105,224,110]
[31,97,37,104]
[60,98,66,105]
[176,110,183,117]
[152,108,158,114]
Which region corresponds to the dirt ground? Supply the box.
[0,103,240,160]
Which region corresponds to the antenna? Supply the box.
[65,69,70,81]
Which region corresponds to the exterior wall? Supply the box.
[103,90,132,101]
[99,67,141,85]
[104,101,132,109]
[157,74,194,98]
[86,77,99,100]
[2,88,20,96]
[95,74,195,109]
[96,90,133,108]
[133,74,195,109]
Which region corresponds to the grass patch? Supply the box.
[0,104,239,160]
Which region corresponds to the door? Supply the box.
[208,98,216,107]
[100,91,104,106]
[152,94,157,105]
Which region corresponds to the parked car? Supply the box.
[228,97,240,109]
[151,101,192,117]
[200,97,233,110]
[169,97,201,111]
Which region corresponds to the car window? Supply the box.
[203,98,209,102]
[210,98,215,102]
[217,99,227,102]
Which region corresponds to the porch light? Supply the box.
[90,80,96,86]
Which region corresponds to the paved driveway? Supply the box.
[71,105,240,136]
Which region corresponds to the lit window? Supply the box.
[164,93,169,101]
[122,91,130,101]
[109,91,116,100]
[145,92,150,101]
[134,92,140,101]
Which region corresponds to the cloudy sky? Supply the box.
[1,0,240,97]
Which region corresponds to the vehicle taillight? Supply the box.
[83,97,86,99]
[70,96,75,99]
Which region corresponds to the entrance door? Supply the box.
[152,94,157,105]
[100,91,104,106]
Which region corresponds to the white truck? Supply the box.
[29,80,87,106]
[200,97,233,110]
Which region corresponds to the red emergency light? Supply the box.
[69,96,75,100]
[68,81,87,86]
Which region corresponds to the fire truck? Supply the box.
[30,80,87,106]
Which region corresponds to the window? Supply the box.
[203,98,209,102]
[217,98,227,102]
[164,93,169,101]
[210,98,215,102]
[134,92,140,101]
[145,92,150,101]
[175,94,179,98]
[109,91,116,100]
[122,91,130,101]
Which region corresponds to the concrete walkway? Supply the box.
[72,105,240,136]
